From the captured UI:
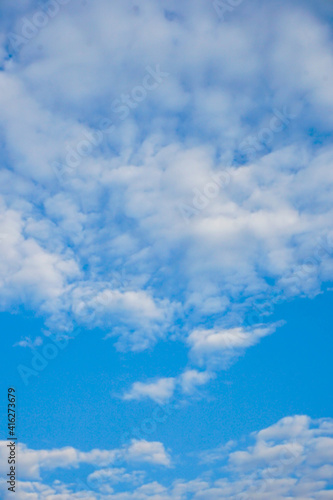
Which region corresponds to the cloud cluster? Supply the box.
[1,415,332,499]
[1,0,333,359]
[122,323,280,404]
[0,438,171,481]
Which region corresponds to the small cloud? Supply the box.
[123,377,176,404]
[125,439,171,467]
[200,440,236,464]
[87,467,145,486]
[122,369,213,405]
[14,336,43,348]
[187,323,283,368]
[179,369,214,394]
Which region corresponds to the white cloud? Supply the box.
[1,415,332,499]
[73,286,175,351]
[123,369,213,403]
[87,467,145,486]
[123,378,176,404]
[187,324,279,367]
[0,200,80,316]
[1,0,333,358]
[0,1,333,499]
[125,440,171,467]
[190,415,333,499]
[178,369,214,394]
[14,336,43,348]
[0,438,171,481]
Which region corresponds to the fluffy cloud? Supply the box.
[1,1,332,499]
[0,199,80,314]
[72,286,175,351]
[0,438,171,481]
[123,369,213,403]
[1,0,333,358]
[1,415,332,499]
[187,324,279,368]
[87,467,145,486]
[178,369,214,394]
[123,377,177,404]
[125,440,171,467]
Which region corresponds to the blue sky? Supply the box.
[0,0,333,498]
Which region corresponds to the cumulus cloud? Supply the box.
[187,324,280,368]
[0,199,80,314]
[1,0,333,498]
[73,286,175,351]
[125,440,171,467]
[178,369,214,394]
[123,377,177,404]
[0,0,333,360]
[87,467,145,486]
[1,415,332,499]
[0,438,171,481]
[123,369,213,403]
